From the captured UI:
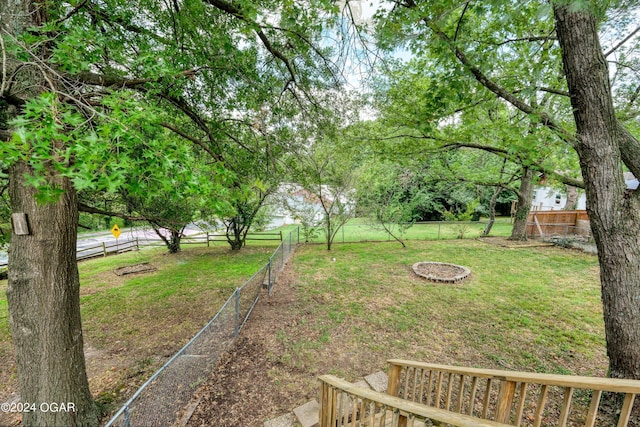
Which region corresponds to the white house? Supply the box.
[531,186,587,211]
[531,172,638,211]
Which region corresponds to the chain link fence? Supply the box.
[104,227,300,427]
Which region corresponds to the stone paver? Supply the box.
[364,371,388,393]
[293,399,320,427]
[263,412,296,427]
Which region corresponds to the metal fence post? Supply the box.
[124,406,131,427]
[234,288,240,337]
[437,223,441,240]
[267,259,272,295]
[297,226,300,244]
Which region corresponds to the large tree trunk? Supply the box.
[509,167,534,240]
[555,4,640,382]
[2,1,98,425]
[7,162,97,426]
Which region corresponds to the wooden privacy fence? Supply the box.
[385,360,640,427]
[527,210,590,238]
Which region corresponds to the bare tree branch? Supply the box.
[54,0,89,25]
[605,25,640,57]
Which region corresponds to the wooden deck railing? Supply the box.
[387,360,640,427]
[319,374,511,427]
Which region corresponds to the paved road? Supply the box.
[0,223,212,267]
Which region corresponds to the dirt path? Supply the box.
[183,264,309,427]
[182,258,383,427]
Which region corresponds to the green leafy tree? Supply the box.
[374,0,640,381]
[0,1,340,425]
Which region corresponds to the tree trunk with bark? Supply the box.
[509,167,534,240]
[2,1,98,425]
[7,162,97,426]
[226,217,247,251]
[555,4,640,382]
[483,187,502,236]
[563,185,579,210]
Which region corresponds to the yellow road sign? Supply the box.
[111,224,121,239]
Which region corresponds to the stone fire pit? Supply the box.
[412,262,471,284]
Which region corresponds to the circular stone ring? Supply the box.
[411,262,471,284]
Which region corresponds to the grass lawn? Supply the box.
[184,238,607,426]
[0,243,275,424]
[0,230,606,426]
[289,240,604,375]
[303,217,514,244]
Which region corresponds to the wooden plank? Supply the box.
[533,385,549,427]
[616,393,636,427]
[514,382,527,427]
[534,215,544,237]
[584,389,601,427]
[482,378,493,419]
[558,387,574,427]
[412,368,420,402]
[417,369,427,404]
[351,396,358,427]
[496,380,517,423]
[318,375,512,427]
[435,372,444,409]
[320,382,328,427]
[445,372,454,411]
[387,364,403,397]
[426,371,435,406]
[403,367,412,400]
[386,360,640,394]
[457,375,466,414]
[469,377,479,417]
[359,399,367,427]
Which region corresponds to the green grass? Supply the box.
[0,228,607,423]
[302,217,513,245]
[0,243,277,418]
[280,239,605,377]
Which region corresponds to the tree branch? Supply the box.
[605,25,640,57]
[72,69,197,88]
[54,0,89,25]
[78,202,187,226]
[402,0,576,144]
[159,122,221,161]
[202,0,298,83]
[440,142,585,188]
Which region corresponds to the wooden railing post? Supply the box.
[319,381,329,427]
[387,363,408,426]
[387,363,402,397]
[496,380,517,423]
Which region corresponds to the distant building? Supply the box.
[531,172,637,211]
[531,187,586,211]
